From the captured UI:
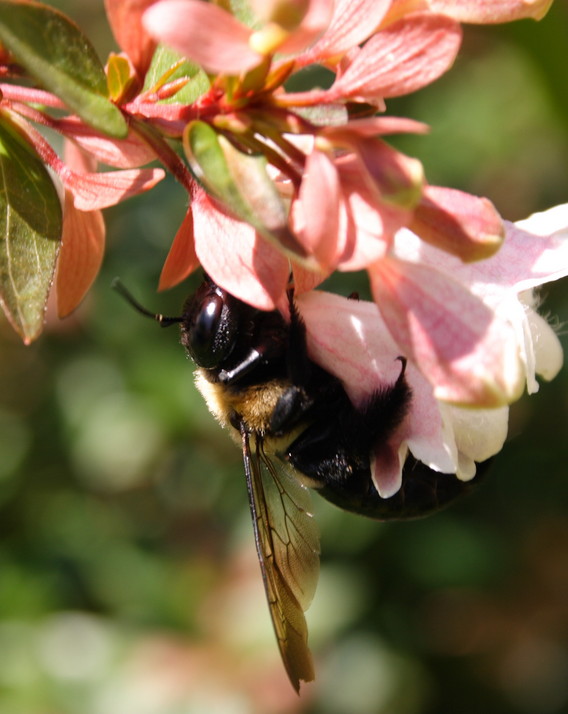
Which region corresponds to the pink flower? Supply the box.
[0,0,556,351]
[296,203,567,496]
[142,2,504,306]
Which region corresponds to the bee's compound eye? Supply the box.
[183,290,237,368]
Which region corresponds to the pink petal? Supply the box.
[427,0,553,23]
[158,208,199,290]
[143,0,262,74]
[525,307,563,384]
[105,0,157,76]
[292,150,342,266]
[504,204,568,290]
[404,374,457,474]
[292,263,330,294]
[395,204,568,296]
[444,403,509,474]
[354,137,424,209]
[297,0,392,63]
[336,188,391,269]
[60,117,157,168]
[296,290,457,476]
[63,136,96,173]
[326,13,462,101]
[333,154,409,270]
[56,192,105,318]
[369,256,525,406]
[63,167,165,210]
[370,441,404,498]
[297,290,405,406]
[273,0,335,55]
[474,221,568,293]
[322,116,430,138]
[410,185,505,262]
[192,190,289,310]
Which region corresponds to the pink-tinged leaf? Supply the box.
[143,0,262,75]
[426,0,553,23]
[62,167,165,210]
[56,192,105,317]
[59,117,157,168]
[292,150,341,267]
[192,190,289,310]
[105,0,157,77]
[369,257,525,406]
[158,208,199,290]
[410,186,504,262]
[298,0,391,63]
[326,13,462,101]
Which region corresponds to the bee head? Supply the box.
[112,275,257,372]
[180,279,244,369]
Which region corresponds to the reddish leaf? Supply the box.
[158,208,199,290]
[56,192,105,318]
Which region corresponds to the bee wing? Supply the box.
[241,428,320,692]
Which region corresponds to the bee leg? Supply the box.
[285,412,364,488]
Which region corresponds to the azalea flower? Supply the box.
[0,0,557,401]
[296,203,567,497]
[143,0,506,305]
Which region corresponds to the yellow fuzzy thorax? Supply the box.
[194,369,292,441]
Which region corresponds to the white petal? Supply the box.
[442,402,510,478]
[456,453,477,482]
[515,202,568,237]
[527,306,564,382]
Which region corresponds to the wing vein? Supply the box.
[240,425,319,692]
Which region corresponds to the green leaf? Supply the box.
[0,0,127,138]
[0,114,62,343]
[184,120,308,260]
[106,54,136,103]
[228,0,259,28]
[143,45,210,105]
[293,104,348,127]
[144,45,210,104]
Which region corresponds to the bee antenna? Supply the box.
[111,278,183,327]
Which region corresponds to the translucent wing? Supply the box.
[241,427,320,692]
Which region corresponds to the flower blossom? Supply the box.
[296,204,567,497]
[0,0,558,411]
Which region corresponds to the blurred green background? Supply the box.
[1,2,568,713]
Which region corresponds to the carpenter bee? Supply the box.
[113,276,486,692]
